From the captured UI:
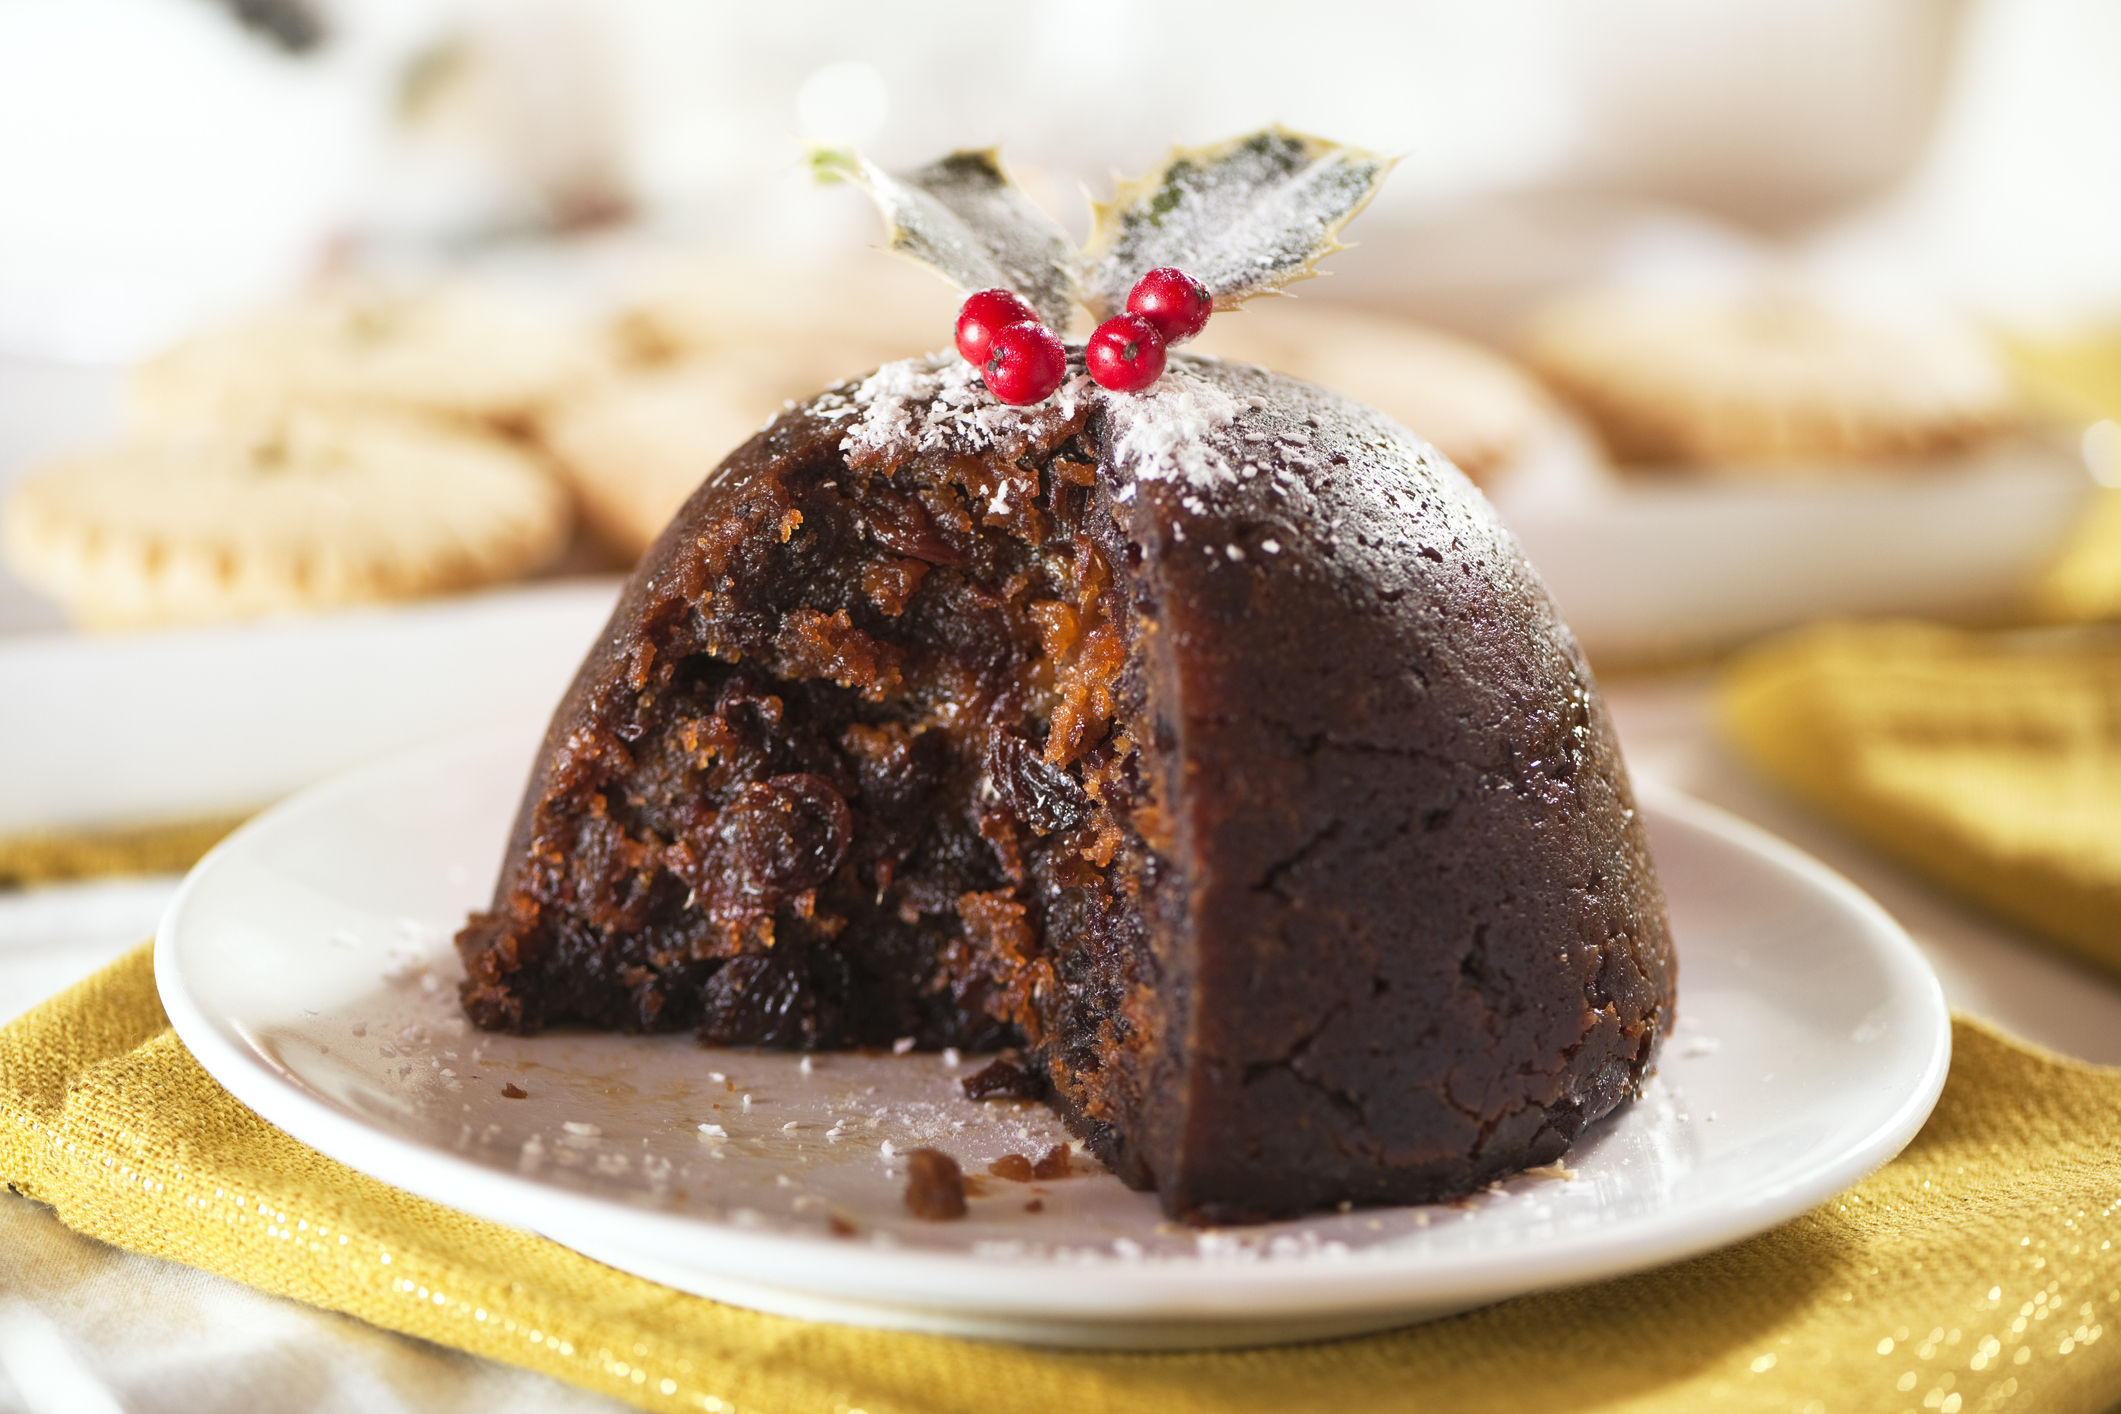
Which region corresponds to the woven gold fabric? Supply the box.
[0,813,248,886]
[3,944,2117,1414]
[1719,621,2121,981]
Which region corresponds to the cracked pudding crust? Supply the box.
[455,351,1674,1224]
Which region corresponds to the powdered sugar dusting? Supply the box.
[835,355,1094,463]
[1103,366,1242,490]
[831,351,1242,496]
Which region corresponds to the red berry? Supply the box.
[1126,267,1212,345]
[1085,313,1166,393]
[956,288,1041,367]
[981,320,1067,405]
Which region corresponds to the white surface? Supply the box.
[0,577,621,834]
[1489,425,2098,661]
[0,876,175,1027]
[155,723,1950,1348]
[0,1192,627,1414]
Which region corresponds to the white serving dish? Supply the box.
[156,725,1951,1348]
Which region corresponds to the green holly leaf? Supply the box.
[812,146,1077,330]
[1076,127,1394,320]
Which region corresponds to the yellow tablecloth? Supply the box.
[0,814,247,888]
[2007,328,2121,624]
[2,944,2117,1414]
[1721,621,2121,982]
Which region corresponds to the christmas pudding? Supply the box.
[457,131,1674,1223]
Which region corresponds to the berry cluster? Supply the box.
[955,267,1212,405]
[954,289,1065,406]
[1088,267,1212,393]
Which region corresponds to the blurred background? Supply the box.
[2,0,2120,831]
[3,0,2119,350]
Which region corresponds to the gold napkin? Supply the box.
[3,944,2117,1414]
[1720,621,2121,981]
[0,813,247,887]
[2004,328,2121,624]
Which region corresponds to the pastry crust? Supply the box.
[1523,288,2017,471]
[542,260,961,557]
[130,284,603,435]
[2,412,570,630]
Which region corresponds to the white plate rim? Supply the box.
[155,728,1951,1325]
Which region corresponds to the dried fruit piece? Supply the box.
[903,1147,969,1219]
[713,773,852,904]
[988,1153,1035,1182]
[960,1057,1045,1100]
[1031,1143,1074,1180]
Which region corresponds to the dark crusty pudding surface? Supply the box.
[456,350,1674,1223]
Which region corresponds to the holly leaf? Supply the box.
[812,146,1077,330]
[1077,127,1394,320]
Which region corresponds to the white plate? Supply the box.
[1489,426,2096,662]
[156,725,1950,1349]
